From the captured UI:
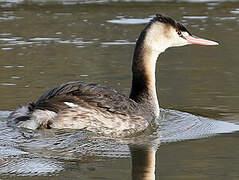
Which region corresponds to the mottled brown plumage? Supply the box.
[9,82,152,136]
[36,82,152,135]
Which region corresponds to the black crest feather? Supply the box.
[151,14,191,35]
[152,14,177,27]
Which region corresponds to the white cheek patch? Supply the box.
[172,31,190,47]
[182,31,189,37]
[64,102,79,108]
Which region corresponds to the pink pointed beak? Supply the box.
[186,36,219,46]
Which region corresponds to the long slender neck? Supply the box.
[129,37,160,119]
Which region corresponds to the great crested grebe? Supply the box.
[8,14,218,137]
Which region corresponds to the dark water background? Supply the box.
[0,0,239,179]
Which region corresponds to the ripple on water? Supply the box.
[0,37,21,41]
[0,82,16,86]
[107,17,151,25]
[57,39,93,45]
[1,108,239,176]
[183,16,208,20]
[0,114,63,176]
[0,36,94,47]
[101,40,135,46]
[0,146,28,157]
[11,76,20,79]
[0,158,63,176]
[158,109,239,142]
[1,47,12,50]
[219,16,237,20]
[3,65,13,69]
[29,37,60,41]
[0,111,10,117]
[0,16,22,21]
[231,8,239,14]
[3,65,24,68]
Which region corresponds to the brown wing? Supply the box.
[33,81,139,116]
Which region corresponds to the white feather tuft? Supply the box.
[64,102,79,108]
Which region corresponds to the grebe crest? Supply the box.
[141,14,193,53]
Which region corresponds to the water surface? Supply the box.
[0,0,239,179]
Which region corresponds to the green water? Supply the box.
[0,0,239,179]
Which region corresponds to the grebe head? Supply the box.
[143,14,219,53]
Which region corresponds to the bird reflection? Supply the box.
[130,145,157,180]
